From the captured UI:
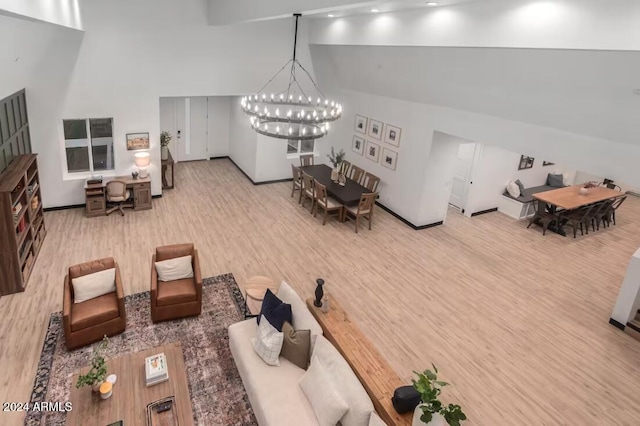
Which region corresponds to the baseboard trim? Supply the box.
[226,156,293,186]
[625,321,640,333]
[210,156,229,160]
[470,207,498,217]
[152,194,162,199]
[44,204,85,212]
[375,201,443,230]
[609,318,625,331]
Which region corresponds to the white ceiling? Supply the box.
[310,44,640,147]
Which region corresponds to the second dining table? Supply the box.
[300,164,370,206]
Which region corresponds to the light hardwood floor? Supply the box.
[1,159,639,425]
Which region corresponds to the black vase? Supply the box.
[314,278,325,307]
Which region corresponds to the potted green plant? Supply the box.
[412,365,467,426]
[160,131,172,160]
[327,147,345,181]
[76,336,109,392]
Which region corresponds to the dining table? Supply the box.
[532,184,623,235]
[300,164,370,206]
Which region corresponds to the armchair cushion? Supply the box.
[156,278,198,307]
[156,243,194,262]
[155,255,194,282]
[71,268,116,304]
[70,292,120,332]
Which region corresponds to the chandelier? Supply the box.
[240,14,342,141]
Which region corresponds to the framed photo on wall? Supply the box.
[542,161,555,166]
[365,140,380,162]
[367,119,383,140]
[126,133,150,150]
[518,155,535,170]
[352,135,365,155]
[381,148,398,170]
[384,124,401,146]
[354,115,368,134]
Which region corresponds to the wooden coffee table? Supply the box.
[68,343,194,426]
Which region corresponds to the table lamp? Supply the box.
[134,152,150,178]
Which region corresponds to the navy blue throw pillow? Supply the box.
[256,289,292,332]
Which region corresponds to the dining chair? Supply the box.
[300,154,314,167]
[291,164,302,202]
[605,195,627,226]
[313,180,344,225]
[526,201,557,236]
[559,205,595,238]
[590,200,615,231]
[362,172,380,192]
[106,180,133,216]
[339,160,351,176]
[349,165,365,184]
[344,192,377,233]
[301,171,315,213]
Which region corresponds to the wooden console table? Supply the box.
[161,149,175,189]
[84,176,152,217]
[306,295,412,426]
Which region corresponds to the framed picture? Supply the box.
[354,115,368,134]
[352,135,365,155]
[367,119,383,140]
[127,133,150,150]
[381,148,398,170]
[384,124,401,146]
[518,155,534,170]
[365,140,380,162]
[542,161,555,166]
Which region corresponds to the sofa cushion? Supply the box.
[253,315,284,366]
[277,281,323,352]
[368,412,388,426]
[228,319,318,426]
[281,321,311,370]
[546,173,564,188]
[155,255,194,282]
[156,278,197,306]
[506,181,520,198]
[258,289,292,332]
[312,335,374,426]
[300,354,350,426]
[71,292,119,332]
[72,268,116,304]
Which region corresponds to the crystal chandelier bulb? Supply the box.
[302,127,306,135]
[270,94,274,100]
[287,110,292,117]
[298,95,302,102]
[276,126,280,133]
[289,94,293,101]
[276,108,280,116]
[289,127,293,134]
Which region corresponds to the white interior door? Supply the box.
[449,142,476,210]
[176,97,208,162]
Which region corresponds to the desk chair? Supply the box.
[106,180,133,216]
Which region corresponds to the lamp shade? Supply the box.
[134,152,150,167]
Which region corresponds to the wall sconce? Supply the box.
[134,152,150,178]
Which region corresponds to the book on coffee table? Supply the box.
[145,353,169,386]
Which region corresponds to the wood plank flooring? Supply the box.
[1,158,639,425]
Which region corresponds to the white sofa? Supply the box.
[229,281,386,426]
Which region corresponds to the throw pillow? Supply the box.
[514,179,526,196]
[155,255,194,282]
[252,315,284,366]
[546,173,564,188]
[281,321,311,369]
[72,268,116,304]
[257,289,292,332]
[506,180,520,198]
[277,281,323,352]
[299,355,349,426]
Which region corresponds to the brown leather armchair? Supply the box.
[63,258,126,350]
[151,243,202,323]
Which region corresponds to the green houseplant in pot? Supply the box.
[160,131,172,160]
[76,336,109,392]
[327,147,345,181]
[412,365,467,426]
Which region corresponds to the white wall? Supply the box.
[207,97,230,157]
[229,96,257,181]
[0,0,83,30]
[309,0,640,51]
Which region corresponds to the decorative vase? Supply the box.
[338,173,346,186]
[314,278,325,307]
[161,145,169,160]
[321,295,330,313]
[412,407,447,426]
[92,381,103,393]
[579,187,589,195]
[331,167,339,182]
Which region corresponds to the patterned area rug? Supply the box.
[25,273,257,426]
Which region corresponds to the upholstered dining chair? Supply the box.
[339,160,351,177]
[301,171,315,213]
[151,243,202,323]
[349,165,365,184]
[300,154,314,167]
[313,180,344,225]
[106,180,133,216]
[63,257,126,350]
[344,192,377,233]
[362,172,380,192]
[291,164,302,201]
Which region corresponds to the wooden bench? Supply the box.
[306,295,412,426]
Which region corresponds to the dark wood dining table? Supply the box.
[301,164,370,206]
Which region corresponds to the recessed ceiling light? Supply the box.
[328,14,335,17]
[371,9,379,13]
[426,2,439,6]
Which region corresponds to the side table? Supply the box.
[243,276,279,319]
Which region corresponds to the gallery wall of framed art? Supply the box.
[351,114,400,171]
